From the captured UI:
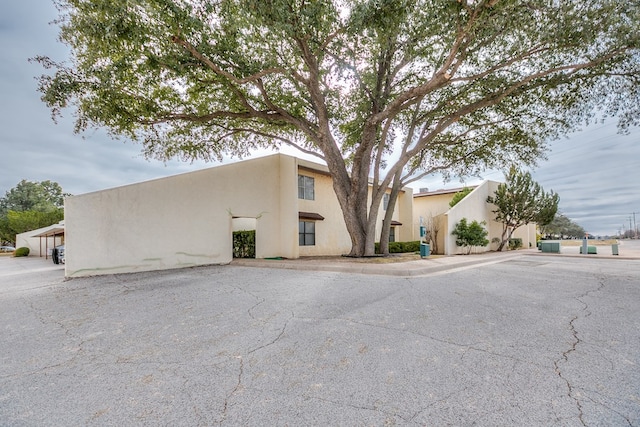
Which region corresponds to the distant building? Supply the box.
[15,221,65,259]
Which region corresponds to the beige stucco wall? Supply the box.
[66,153,416,276]
[296,161,352,256]
[66,154,298,277]
[394,187,414,242]
[413,192,459,255]
[413,181,537,255]
[445,181,500,255]
[296,159,413,255]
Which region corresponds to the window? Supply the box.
[298,175,315,200]
[299,221,315,246]
[389,226,395,243]
[383,193,389,210]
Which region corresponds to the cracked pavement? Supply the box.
[1,255,639,425]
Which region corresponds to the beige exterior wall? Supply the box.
[413,192,461,255]
[413,181,537,255]
[393,187,415,242]
[296,162,352,256]
[66,154,299,277]
[296,159,413,255]
[445,181,501,255]
[66,153,416,277]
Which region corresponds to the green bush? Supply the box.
[451,218,489,254]
[14,247,30,257]
[375,241,421,254]
[233,230,255,258]
[508,238,523,250]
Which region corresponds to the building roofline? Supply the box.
[413,185,477,198]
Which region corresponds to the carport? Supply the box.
[32,226,65,260]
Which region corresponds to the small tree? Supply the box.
[451,218,489,255]
[487,168,559,251]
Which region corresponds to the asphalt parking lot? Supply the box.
[1,253,639,426]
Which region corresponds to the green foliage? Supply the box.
[451,218,489,255]
[14,247,30,257]
[487,167,559,251]
[0,180,67,215]
[449,187,473,208]
[233,230,255,258]
[375,241,421,254]
[508,238,523,250]
[33,0,640,256]
[541,213,586,238]
[0,180,68,246]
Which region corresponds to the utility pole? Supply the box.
[633,212,638,239]
[630,217,634,239]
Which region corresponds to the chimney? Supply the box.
[419,188,429,193]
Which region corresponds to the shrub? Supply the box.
[14,247,30,257]
[232,230,255,258]
[508,238,523,250]
[375,241,421,254]
[451,218,489,254]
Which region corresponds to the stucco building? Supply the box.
[65,154,413,277]
[413,181,537,255]
[15,221,65,259]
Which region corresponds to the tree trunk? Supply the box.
[497,224,519,251]
[328,152,379,257]
[378,174,402,256]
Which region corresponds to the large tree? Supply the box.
[0,180,66,215]
[0,180,67,246]
[487,167,559,251]
[540,213,586,239]
[35,0,639,256]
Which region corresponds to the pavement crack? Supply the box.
[553,279,606,426]
[228,284,266,321]
[328,316,545,369]
[248,312,293,354]
[222,356,244,419]
[304,395,412,424]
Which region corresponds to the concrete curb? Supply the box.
[231,251,524,277]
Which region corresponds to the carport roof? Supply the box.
[32,227,65,238]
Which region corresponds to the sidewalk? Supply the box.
[233,241,640,276]
[233,250,526,276]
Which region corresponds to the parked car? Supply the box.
[0,246,16,253]
[52,245,65,264]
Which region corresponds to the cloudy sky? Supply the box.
[1,1,638,237]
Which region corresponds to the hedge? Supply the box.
[233,230,255,258]
[375,241,421,254]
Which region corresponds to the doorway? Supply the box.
[232,217,257,258]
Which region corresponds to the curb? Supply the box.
[231,252,523,277]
